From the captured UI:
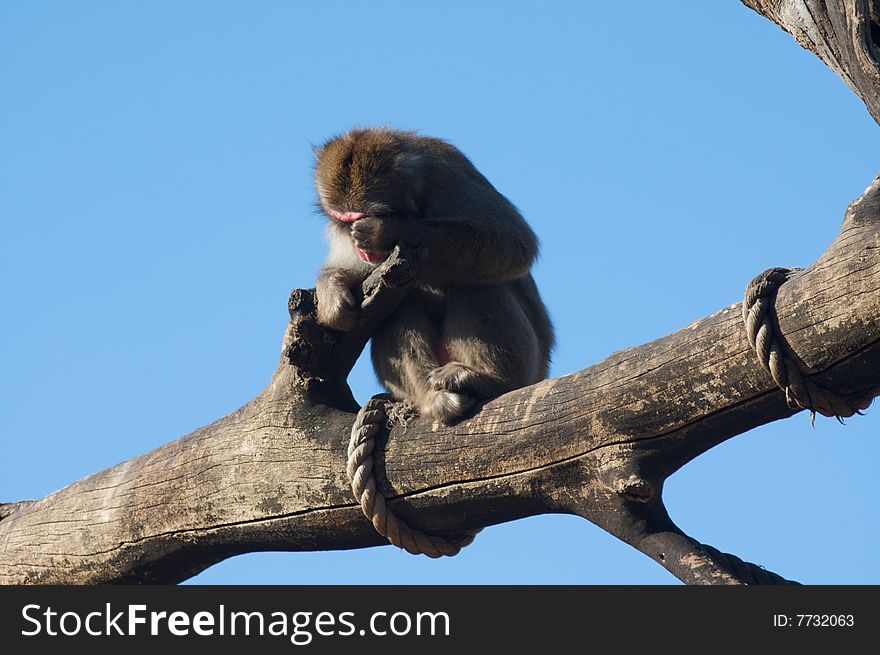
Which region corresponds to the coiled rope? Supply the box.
[742,267,873,424]
[699,543,798,585]
[347,394,481,558]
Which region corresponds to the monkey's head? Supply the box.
[314,128,424,262]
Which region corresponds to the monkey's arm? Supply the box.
[352,212,538,284]
[413,147,541,282]
[410,216,538,283]
[314,226,375,331]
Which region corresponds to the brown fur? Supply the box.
[314,127,554,423]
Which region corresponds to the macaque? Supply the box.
[314,127,553,423]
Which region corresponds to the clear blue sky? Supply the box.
[1,1,878,584]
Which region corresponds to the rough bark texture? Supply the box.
[0,1,878,584]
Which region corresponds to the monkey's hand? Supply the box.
[315,269,359,332]
[351,216,404,264]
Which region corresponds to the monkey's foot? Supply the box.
[425,362,488,423]
[422,389,476,425]
[428,362,479,392]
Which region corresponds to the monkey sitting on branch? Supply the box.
[313,127,554,425]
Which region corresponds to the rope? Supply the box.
[700,543,799,585]
[742,267,873,424]
[346,394,481,558]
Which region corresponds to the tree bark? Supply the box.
[1,0,878,584]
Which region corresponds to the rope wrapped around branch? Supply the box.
[346,395,481,558]
[742,267,874,423]
[699,543,798,585]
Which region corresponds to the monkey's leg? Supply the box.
[371,291,484,423]
[428,283,541,421]
[370,292,443,408]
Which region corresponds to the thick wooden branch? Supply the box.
[1,174,877,585]
[741,0,880,124]
[0,2,877,585]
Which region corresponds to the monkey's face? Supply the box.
[315,128,423,264]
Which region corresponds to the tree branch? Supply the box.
[1,173,877,584]
[1,1,877,585]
